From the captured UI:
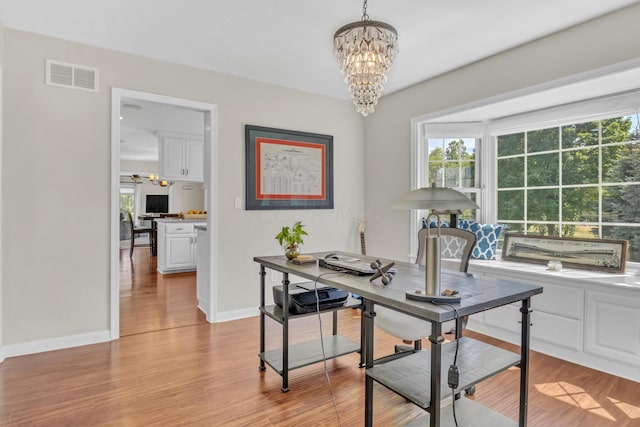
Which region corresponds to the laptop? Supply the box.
[321,256,397,275]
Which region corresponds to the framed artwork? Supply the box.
[245,125,334,210]
[502,233,628,273]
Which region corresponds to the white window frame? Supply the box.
[409,122,486,260]
[412,90,640,263]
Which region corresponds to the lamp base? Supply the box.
[405,290,462,303]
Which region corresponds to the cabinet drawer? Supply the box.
[531,310,582,351]
[164,223,194,234]
[533,283,583,319]
[484,304,583,351]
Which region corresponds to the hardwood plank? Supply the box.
[0,255,638,426]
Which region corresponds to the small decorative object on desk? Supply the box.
[547,260,562,271]
[275,221,308,260]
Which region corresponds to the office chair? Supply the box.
[374,227,476,353]
[128,212,153,258]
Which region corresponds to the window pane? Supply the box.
[444,162,458,187]
[602,144,630,183]
[497,133,524,157]
[497,190,524,221]
[562,148,598,185]
[602,184,640,223]
[527,127,559,153]
[602,116,633,144]
[562,121,599,148]
[442,138,476,159]
[527,189,558,221]
[428,162,443,187]
[562,187,598,222]
[568,224,598,239]
[527,153,559,186]
[498,157,524,188]
[602,225,640,262]
[428,138,444,158]
[527,223,560,236]
[461,161,475,187]
[459,192,477,220]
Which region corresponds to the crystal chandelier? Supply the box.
[333,0,398,117]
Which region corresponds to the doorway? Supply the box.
[110,88,218,340]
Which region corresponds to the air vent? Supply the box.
[45,59,99,92]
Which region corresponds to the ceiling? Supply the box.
[1,0,638,101]
[3,1,639,161]
[119,99,204,162]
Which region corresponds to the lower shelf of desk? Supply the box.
[260,335,360,374]
[404,397,517,427]
[367,337,520,409]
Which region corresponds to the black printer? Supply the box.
[273,283,349,314]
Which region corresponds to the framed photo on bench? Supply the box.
[502,233,628,273]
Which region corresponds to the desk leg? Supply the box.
[363,299,375,427]
[519,298,532,427]
[429,322,444,427]
[281,272,290,393]
[258,265,266,372]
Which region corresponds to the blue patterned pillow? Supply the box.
[458,220,504,260]
[421,217,450,228]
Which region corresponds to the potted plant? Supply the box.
[275,221,308,259]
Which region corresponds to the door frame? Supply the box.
[110,88,218,339]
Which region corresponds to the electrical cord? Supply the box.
[312,272,348,427]
[433,302,461,427]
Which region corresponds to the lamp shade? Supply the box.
[391,187,479,211]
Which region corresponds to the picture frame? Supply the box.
[245,125,334,210]
[502,233,628,273]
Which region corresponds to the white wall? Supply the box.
[364,3,640,261]
[1,29,364,352]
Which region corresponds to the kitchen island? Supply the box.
[155,218,206,274]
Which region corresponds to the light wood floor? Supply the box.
[119,247,207,336]
[0,249,638,426]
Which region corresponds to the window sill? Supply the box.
[466,258,640,291]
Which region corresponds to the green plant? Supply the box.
[275,221,308,249]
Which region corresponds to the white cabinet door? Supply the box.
[585,290,640,367]
[161,136,186,180]
[165,235,195,269]
[184,139,204,182]
[158,132,204,182]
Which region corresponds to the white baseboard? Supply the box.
[0,330,112,361]
[215,307,259,322]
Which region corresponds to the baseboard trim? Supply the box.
[0,330,112,361]
[215,307,259,323]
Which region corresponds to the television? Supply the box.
[146,194,169,214]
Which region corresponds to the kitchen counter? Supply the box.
[154,218,206,224]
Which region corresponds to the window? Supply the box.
[497,114,640,261]
[120,185,136,219]
[426,137,480,220]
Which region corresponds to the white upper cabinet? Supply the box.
[158,132,204,182]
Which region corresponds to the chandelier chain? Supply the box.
[362,0,369,20]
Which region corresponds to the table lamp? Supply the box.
[392,186,479,303]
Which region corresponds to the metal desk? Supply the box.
[254,251,543,427]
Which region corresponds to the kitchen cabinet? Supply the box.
[158,131,204,182]
[157,220,199,273]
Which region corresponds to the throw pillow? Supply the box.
[421,217,450,229]
[458,220,504,260]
